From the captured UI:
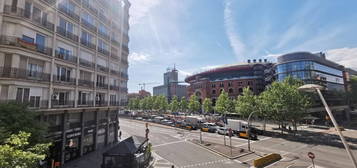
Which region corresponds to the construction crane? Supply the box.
[138,82,159,91]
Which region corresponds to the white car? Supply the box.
[217,127,229,135]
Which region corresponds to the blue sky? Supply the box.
[127,0,357,93]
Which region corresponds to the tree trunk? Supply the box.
[263,118,266,131]
[281,121,283,135]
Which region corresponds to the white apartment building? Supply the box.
[0,0,130,165]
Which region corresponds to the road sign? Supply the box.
[308,152,315,159]
[145,122,149,128]
[145,128,150,139]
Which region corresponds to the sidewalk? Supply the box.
[63,143,117,168]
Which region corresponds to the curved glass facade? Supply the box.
[276,60,345,90]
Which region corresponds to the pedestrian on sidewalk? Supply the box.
[119,130,122,140]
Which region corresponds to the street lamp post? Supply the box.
[247,111,257,152]
[298,84,357,168]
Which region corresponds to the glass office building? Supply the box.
[276,52,345,91]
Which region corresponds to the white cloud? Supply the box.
[325,47,357,70]
[129,0,162,25]
[224,0,246,61]
[128,52,151,64]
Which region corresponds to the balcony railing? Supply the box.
[95,101,108,107]
[51,100,75,108]
[80,38,96,50]
[98,31,110,41]
[122,45,129,53]
[120,72,128,79]
[111,39,120,47]
[78,100,94,106]
[3,6,55,32]
[110,69,120,76]
[120,87,128,93]
[99,13,110,25]
[56,26,79,42]
[0,36,52,56]
[96,83,108,89]
[0,99,49,109]
[55,50,78,64]
[109,101,120,106]
[110,85,120,91]
[81,19,97,33]
[53,75,76,85]
[121,59,128,66]
[82,1,98,15]
[98,47,110,56]
[0,67,50,82]
[97,65,109,73]
[84,120,95,127]
[111,53,119,60]
[79,58,95,68]
[78,79,94,87]
[58,4,80,21]
[41,0,57,6]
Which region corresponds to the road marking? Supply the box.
[153,140,186,148]
[179,159,230,168]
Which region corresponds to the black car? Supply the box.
[250,127,264,135]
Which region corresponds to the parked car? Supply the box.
[135,117,143,120]
[250,127,264,135]
[217,127,229,135]
[237,132,258,140]
[208,125,219,133]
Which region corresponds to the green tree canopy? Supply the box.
[179,97,188,112]
[170,96,180,112]
[0,131,51,168]
[235,87,256,118]
[188,95,201,113]
[202,98,213,113]
[215,90,231,114]
[0,102,48,144]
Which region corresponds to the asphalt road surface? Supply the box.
[120,118,357,168]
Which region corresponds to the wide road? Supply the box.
[120,118,249,168]
[120,118,357,168]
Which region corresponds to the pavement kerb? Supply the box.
[189,139,254,160]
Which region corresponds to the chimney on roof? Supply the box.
[253,59,256,63]
[264,59,267,63]
[248,59,251,63]
[259,59,262,63]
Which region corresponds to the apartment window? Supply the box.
[211,83,216,88]
[32,6,41,22]
[238,88,243,93]
[237,81,243,86]
[16,88,30,102]
[60,18,74,33]
[11,0,18,12]
[212,89,216,95]
[247,81,253,85]
[219,83,224,87]
[58,47,72,60]
[27,63,43,77]
[57,66,71,82]
[36,34,45,51]
[228,82,232,87]
[99,24,108,35]
[228,88,233,94]
[82,12,94,24]
[110,95,116,104]
[96,93,105,103]
[61,0,75,12]
[78,91,89,105]
[96,75,106,86]
[24,2,32,18]
[22,35,34,43]
[98,39,108,50]
[53,91,70,105]
[81,31,92,42]
[29,96,40,107]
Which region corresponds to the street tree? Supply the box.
[262,76,311,134]
[179,97,188,113]
[158,96,169,113]
[170,96,180,113]
[0,131,51,168]
[0,102,48,144]
[215,90,230,114]
[202,98,213,114]
[235,87,256,119]
[188,95,200,113]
